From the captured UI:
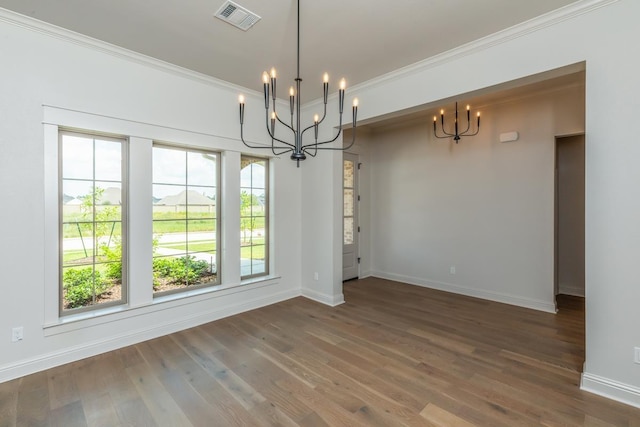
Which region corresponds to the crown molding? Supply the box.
[0,0,618,108]
[0,7,262,97]
[343,0,619,100]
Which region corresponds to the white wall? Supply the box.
[3,0,640,410]
[303,0,640,408]
[366,85,584,312]
[0,11,302,381]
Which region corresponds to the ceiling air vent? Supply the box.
[214,1,261,31]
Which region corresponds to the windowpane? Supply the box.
[62,179,93,223]
[344,160,354,188]
[241,156,269,279]
[344,217,354,245]
[153,220,186,255]
[62,135,93,179]
[95,182,122,222]
[153,145,219,295]
[62,223,95,266]
[187,151,216,186]
[95,140,122,181]
[59,131,125,314]
[153,146,186,185]
[344,189,354,217]
[153,184,187,220]
[187,219,216,263]
[186,186,216,218]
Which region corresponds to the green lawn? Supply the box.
[63,211,264,237]
[158,241,217,253]
[241,238,265,259]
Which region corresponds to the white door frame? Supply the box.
[343,152,359,281]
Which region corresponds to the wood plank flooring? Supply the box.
[3,277,640,426]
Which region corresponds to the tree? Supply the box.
[240,190,258,244]
[80,187,119,249]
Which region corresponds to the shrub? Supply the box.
[63,268,109,308]
[101,241,122,280]
[153,255,210,286]
[152,257,174,277]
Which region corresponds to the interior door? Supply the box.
[343,153,359,281]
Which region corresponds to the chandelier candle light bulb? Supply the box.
[289,86,295,115]
[353,98,359,123]
[270,68,277,103]
[314,114,319,139]
[239,94,245,125]
[262,72,270,108]
[271,112,276,135]
[323,73,329,104]
[338,79,346,114]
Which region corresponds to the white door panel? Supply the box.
[343,153,359,281]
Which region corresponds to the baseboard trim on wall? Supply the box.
[581,372,640,409]
[370,271,557,313]
[358,271,372,279]
[301,288,345,307]
[558,285,585,297]
[0,288,300,383]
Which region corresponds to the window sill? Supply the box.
[43,275,282,337]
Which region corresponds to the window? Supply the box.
[343,158,355,245]
[240,156,269,279]
[59,131,126,314]
[152,145,220,294]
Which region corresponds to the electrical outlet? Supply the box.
[450,266,456,275]
[634,347,640,364]
[314,272,319,281]
[11,327,23,343]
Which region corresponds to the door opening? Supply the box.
[343,153,359,281]
[554,134,585,299]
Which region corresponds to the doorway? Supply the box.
[555,134,585,298]
[343,153,359,281]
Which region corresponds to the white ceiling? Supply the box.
[0,0,581,102]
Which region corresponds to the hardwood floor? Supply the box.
[2,277,640,426]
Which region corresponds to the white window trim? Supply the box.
[43,105,277,331]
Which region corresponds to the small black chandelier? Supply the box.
[433,102,480,143]
[238,0,358,167]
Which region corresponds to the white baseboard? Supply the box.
[558,285,585,297]
[301,287,345,307]
[370,271,557,313]
[358,270,372,279]
[0,288,300,383]
[581,372,640,409]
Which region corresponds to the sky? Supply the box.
[61,134,266,200]
[62,134,121,199]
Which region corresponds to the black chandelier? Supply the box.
[433,102,480,143]
[238,0,358,167]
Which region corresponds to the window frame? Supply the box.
[44,108,282,334]
[240,155,270,280]
[152,142,222,296]
[58,129,129,316]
